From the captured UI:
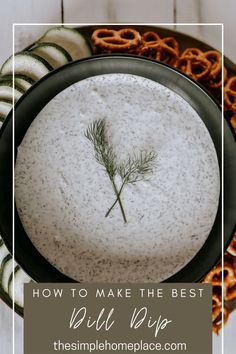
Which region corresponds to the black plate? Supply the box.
[0,55,235,283]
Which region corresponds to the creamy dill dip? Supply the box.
[15,73,220,282]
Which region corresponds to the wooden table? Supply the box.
[0,1,235,353]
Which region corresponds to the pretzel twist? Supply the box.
[212,292,221,307]
[178,49,211,80]
[227,232,236,257]
[142,31,161,45]
[212,305,229,335]
[204,50,222,79]
[91,28,141,53]
[207,66,228,90]
[204,260,235,286]
[225,281,236,301]
[207,51,230,103]
[140,32,180,67]
[232,256,236,274]
[230,114,236,133]
[181,48,204,57]
[224,76,236,109]
[203,256,234,334]
[203,263,223,286]
[203,258,236,301]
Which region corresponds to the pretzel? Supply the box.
[222,255,236,300]
[142,31,161,45]
[202,53,226,93]
[225,280,236,300]
[223,259,236,300]
[231,114,236,131]
[181,48,204,57]
[204,267,231,334]
[207,66,228,90]
[212,292,221,307]
[224,76,236,109]
[212,305,229,335]
[232,255,236,273]
[212,284,222,299]
[212,291,222,334]
[140,32,180,67]
[203,258,236,301]
[203,263,223,286]
[204,50,222,79]
[227,232,236,257]
[181,49,222,80]
[139,37,179,66]
[91,28,141,53]
[178,52,211,80]
[210,259,235,285]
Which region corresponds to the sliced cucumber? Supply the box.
[0,100,12,123]
[0,242,10,268]
[8,265,32,309]
[30,42,72,69]
[39,26,92,61]
[0,254,13,307]
[0,79,25,102]
[0,238,30,315]
[0,254,13,294]
[0,52,53,81]
[2,74,35,91]
[15,75,35,90]
[8,267,22,315]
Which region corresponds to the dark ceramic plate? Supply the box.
[0,55,235,284]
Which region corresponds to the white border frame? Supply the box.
[12,22,224,354]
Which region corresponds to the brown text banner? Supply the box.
[24,283,212,354]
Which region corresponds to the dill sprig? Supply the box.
[85,119,117,178]
[85,118,157,223]
[105,151,157,218]
[118,151,157,184]
[85,119,127,222]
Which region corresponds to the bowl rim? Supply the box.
[0,54,235,283]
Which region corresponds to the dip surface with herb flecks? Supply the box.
[15,73,220,282]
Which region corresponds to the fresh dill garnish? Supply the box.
[85,119,126,222]
[85,118,157,223]
[85,119,117,178]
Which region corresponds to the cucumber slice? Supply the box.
[2,74,35,91]
[0,242,10,268]
[1,52,53,81]
[30,42,72,69]
[0,100,12,123]
[0,254,14,294]
[8,265,18,292]
[0,254,13,307]
[8,266,23,315]
[8,265,32,309]
[0,79,25,102]
[15,75,35,90]
[39,27,92,61]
